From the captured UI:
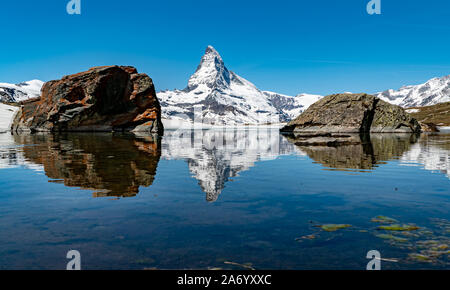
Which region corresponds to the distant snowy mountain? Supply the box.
[0,80,43,102]
[263,91,323,122]
[158,46,322,125]
[376,75,450,108]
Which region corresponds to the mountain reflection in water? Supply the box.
[1,129,449,201]
[161,128,300,202]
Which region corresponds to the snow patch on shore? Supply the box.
[0,103,18,132]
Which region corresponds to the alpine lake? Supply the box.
[0,128,449,269]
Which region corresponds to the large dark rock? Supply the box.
[12,66,163,134]
[281,93,421,134]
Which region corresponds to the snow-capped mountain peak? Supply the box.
[187,45,230,90]
[17,79,44,90]
[158,46,322,125]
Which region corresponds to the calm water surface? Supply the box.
[0,129,449,269]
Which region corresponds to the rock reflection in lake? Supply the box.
[284,133,420,171]
[12,133,161,197]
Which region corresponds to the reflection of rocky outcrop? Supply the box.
[12,133,161,197]
[162,128,300,202]
[286,133,419,170]
[370,134,420,161]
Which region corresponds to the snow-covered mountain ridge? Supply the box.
[376,75,450,108]
[0,80,44,103]
[158,46,449,125]
[1,48,448,125]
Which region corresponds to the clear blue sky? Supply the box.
[1,0,449,95]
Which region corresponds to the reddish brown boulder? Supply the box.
[12,66,163,134]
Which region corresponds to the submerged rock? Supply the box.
[295,234,317,241]
[223,261,255,270]
[377,224,420,231]
[317,224,352,232]
[371,216,399,224]
[281,93,421,134]
[408,253,434,263]
[376,234,409,243]
[12,66,164,134]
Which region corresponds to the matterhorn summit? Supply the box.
[157,46,322,126]
[187,45,231,90]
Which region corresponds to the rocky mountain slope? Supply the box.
[405,102,450,127]
[376,75,450,108]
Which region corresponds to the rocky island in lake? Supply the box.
[280,93,422,146]
[11,66,164,134]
